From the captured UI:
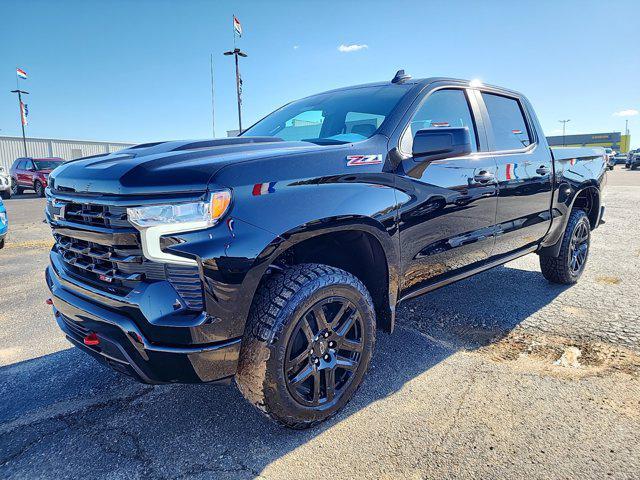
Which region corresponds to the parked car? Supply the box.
[626,149,640,170]
[44,72,606,428]
[604,148,616,170]
[10,157,64,197]
[613,152,627,165]
[0,197,7,249]
[0,166,11,199]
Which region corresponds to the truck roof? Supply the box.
[314,76,526,99]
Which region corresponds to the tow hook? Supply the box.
[83,333,100,346]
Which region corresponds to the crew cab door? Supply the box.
[392,86,498,297]
[475,91,553,255]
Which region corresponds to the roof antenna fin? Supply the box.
[392,69,411,83]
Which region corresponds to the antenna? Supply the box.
[391,69,411,83]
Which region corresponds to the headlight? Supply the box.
[127,190,231,228]
[127,190,232,266]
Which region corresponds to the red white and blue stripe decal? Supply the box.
[346,154,383,166]
[252,182,276,196]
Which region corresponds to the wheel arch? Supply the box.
[539,183,600,258]
[251,216,399,333]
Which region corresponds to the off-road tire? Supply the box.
[0,190,10,200]
[539,209,590,284]
[0,238,4,249]
[236,263,376,429]
[34,180,45,197]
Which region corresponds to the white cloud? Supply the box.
[613,109,639,117]
[293,45,299,50]
[338,43,368,53]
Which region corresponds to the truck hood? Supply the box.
[49,137,327,197]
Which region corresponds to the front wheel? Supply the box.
[11,179,22,196]
[34,180,45,197]
[236,263,376,429]
[539,209,590,284]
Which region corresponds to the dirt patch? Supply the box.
[479,330,640,378]
[596,276,622,285]
[3,240,54,250]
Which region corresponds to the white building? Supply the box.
[0,136,136,171]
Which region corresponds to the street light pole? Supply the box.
[223,48,247,133]
[10,89,29,157]
[559,119,571,146]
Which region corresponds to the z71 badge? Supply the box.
[346,154,383,166]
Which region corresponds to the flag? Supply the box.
[20,101,28,126]
[16,68,28,79]
[252,182,276,196]
[233,16,242,37]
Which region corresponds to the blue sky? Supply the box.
[1,0,639,147]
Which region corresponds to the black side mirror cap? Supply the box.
[412,127,472,161]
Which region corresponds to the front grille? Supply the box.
[48,196,204,310]
[50,199,130,229]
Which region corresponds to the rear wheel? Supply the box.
[539,209,590,284]
[236,263,376,428]
[34,180,45,197]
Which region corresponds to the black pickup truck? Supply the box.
[45,71,606,428]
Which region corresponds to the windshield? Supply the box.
[33,160,63,170]
[241,84,412,145]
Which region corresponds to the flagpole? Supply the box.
[210,54,215,138]
[224,16,247,134]
[10,88,29,157]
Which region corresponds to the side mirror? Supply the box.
[412,127,472,161]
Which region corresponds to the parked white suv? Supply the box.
[0,166,11,199]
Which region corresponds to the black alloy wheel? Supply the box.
[568,220,589,276]
[284,297,364,408]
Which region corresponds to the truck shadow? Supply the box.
[0,263,568,478]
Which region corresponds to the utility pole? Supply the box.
[10,89,29,157]
[223,47,247,133]
[559,119,571,146]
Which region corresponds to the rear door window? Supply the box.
[481,93,532,151]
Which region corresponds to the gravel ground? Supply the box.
[0,168,639,479]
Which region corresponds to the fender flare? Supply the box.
[539,184,600,258]
[243,215,400,331]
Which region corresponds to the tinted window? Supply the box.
[33,160,63,170]
[401,89,478,153]
[482,93,532,150]
[242,84,412,144]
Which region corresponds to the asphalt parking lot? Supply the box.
[1,167,639,479]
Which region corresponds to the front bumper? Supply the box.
[46,252,241,384]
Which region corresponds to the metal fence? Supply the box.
[0,136,136,171]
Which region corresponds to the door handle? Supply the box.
[536,165,550,175]
[473,170,495,183]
